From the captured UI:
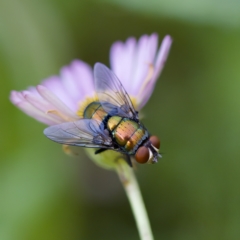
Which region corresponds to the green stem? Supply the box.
[116,161,154,240]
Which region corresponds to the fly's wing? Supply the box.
[44,119,113,148]
[94,63,139,121]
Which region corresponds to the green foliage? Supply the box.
[1,0,240,239]
[102,0,240,28]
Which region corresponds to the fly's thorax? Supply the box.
[83,101,108,122]
[125,128,147,153]
[107,117,148,154]
[107,116,122,131]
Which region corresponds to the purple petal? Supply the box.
[137,35,172,109]
[110,34,159,97]
[130,35,150,92]
[10,91,59,125]
[41,76,76,111]
[131,33,159,96]
[23,90,52,112]
[36,85,77,119]
[110,37,136,91]
[152,35,172,81]
[70,60,95,99]
[10,90,24,104]
[23,91,66,123]
[18,101,58,125]
[60,60,95,110]
[60,65,82,103]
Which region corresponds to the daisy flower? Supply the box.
[10,33,172,126]
[10,33,172,240]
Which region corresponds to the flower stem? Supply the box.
[116,160,154,240]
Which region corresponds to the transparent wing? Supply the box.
[94,63,139,120]
[44,119,113,148]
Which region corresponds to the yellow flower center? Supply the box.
[76,94,99,118]
[76,95,138,118]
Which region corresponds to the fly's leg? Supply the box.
[95,148,108,155]
[124,155,132,167]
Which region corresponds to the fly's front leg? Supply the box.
[95,148,108,155]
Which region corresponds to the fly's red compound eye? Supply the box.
[135,146,149,164]
[149,136,160,150]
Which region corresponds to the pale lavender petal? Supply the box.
[22,90,52,112]
[36,85,77,119]
[110,37,136,91]
[15,90,62,124]
[22,91,66,123]
[18,101,59,125]
[10,91,59,125]
[147,33,159,62]
[60,65,82,103]
[152,35,172,82]
[60,60,95,109]
[41,76,76,112]
[131,33,159,95]
[10,90,24,104]
[137,35,172,109]
[70,60,94,99]
[110,42,125,79]
[130,35,150,92]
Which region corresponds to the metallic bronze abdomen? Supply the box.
[107,117,146,154]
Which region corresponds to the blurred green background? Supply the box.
[1,0,240,239]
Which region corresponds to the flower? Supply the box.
[10,33,172,125]
[10,33,172,238]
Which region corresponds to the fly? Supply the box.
[44,63,161,165]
